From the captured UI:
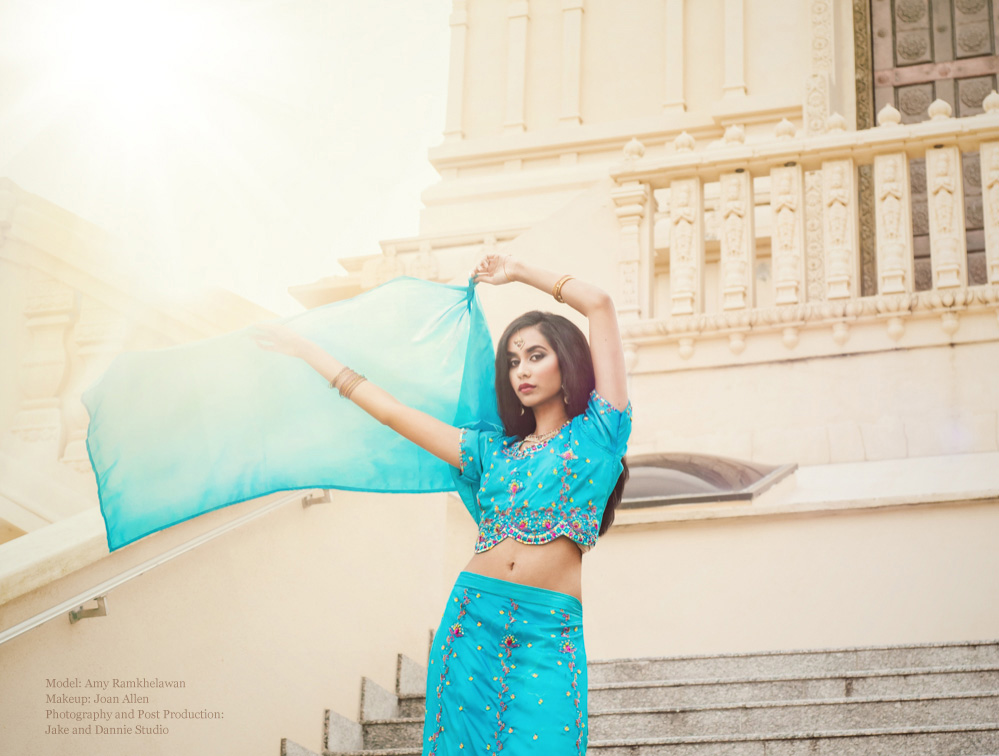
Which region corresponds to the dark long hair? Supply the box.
[495,311,629,536]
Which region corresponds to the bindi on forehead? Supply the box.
[507,328,549,354]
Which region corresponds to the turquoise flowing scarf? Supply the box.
[82,277,500,551]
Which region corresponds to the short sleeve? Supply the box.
[448,427,493,524]
[576,390,632,457]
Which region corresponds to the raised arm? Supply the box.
[473,254,628,411]
[251,325,463,468]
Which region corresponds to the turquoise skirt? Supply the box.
[422,571,587,755]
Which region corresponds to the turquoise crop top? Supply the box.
[450,391,632,554]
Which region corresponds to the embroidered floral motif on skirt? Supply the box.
[423,572,587,755]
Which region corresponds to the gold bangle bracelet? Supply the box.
[339,373,366,399]
[552,274,575,303]
[342,375,367,400]
[329,366,351,390]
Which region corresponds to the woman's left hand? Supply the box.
[472,253,514,286]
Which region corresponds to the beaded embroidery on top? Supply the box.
[457,390,631,554]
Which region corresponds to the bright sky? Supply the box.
[0,0,452,315]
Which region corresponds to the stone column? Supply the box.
[722,0,746,98]
[668,177,703,315]
[769,164,806,305]
[505,0,530,134]
[821,158,860,299]
[443,0,469,142]
[719,170,755,310]
[663,0,686,113]
[560,0,584,125]
[873,152,915,294]
[926,143,968,289]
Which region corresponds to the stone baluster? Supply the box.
[924,99,967,289]
[719,170,755,310]
[443,0,469,142]
[980,140,999,284]
[560,0,584,126]
[873,152,914,294]
[611,175,652,321]
[668,177,704,315]
[504,0,529,134]
[61,299,127,473]
[769,164,806,305]
[12,271,77,459]
[820,158,860,299]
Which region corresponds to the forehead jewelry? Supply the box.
[513,333,525,349]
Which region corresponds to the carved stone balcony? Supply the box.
[609,95,999,373]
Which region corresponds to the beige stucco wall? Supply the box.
[582,498,999,659]
[0,490,450,756]
[630,340,999,465]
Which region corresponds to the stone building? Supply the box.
[1,1,998,755]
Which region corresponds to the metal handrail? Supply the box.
[0,488,322,646]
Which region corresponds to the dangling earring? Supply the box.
[562,384,569,405]
[519,406,525,416]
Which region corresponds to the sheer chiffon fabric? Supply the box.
[83,277,500,550]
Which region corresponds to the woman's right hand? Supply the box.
[250,322,312,359]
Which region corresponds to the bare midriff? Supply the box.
[463,536,583,601]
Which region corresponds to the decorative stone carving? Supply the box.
[623,137,645,161]
[955,0,986,12]
[896,0,926,22]
[926,146,968,289]
[852,0,875,130]
[612,181,651,319]
[805,74,830,135]
[928,98,953,120]
[897,34,929,61]
[960,79,992,109]
[804,170,826,301]
[811,0,834,74]
[723,124,745,145]
[858,165,877,296]
[673,131,695,153]
[984,90,999,113]
[877,104,902,126]
[981,141,999,284]
[899,88,932,116]
[874,153,915,294]
[769,165,806,305]
[12,272,77,458]
[957,27,989,54]
[719,171,755,310]
[775,119,795,140]
[668,178,704,316]
[821,159,859,299]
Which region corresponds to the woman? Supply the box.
[253,253,631,755]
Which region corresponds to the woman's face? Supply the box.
[507,325,562,410]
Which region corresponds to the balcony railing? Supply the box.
[609,94,999,371]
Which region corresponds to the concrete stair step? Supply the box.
[588,691,999,740]
[326,724,999,756]
[395,695,424,719]
[589,664,999,709]
[588,723,999,755]
[358,691,999,749]
[589,640,999,684]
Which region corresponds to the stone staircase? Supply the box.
[281,639,999,755]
